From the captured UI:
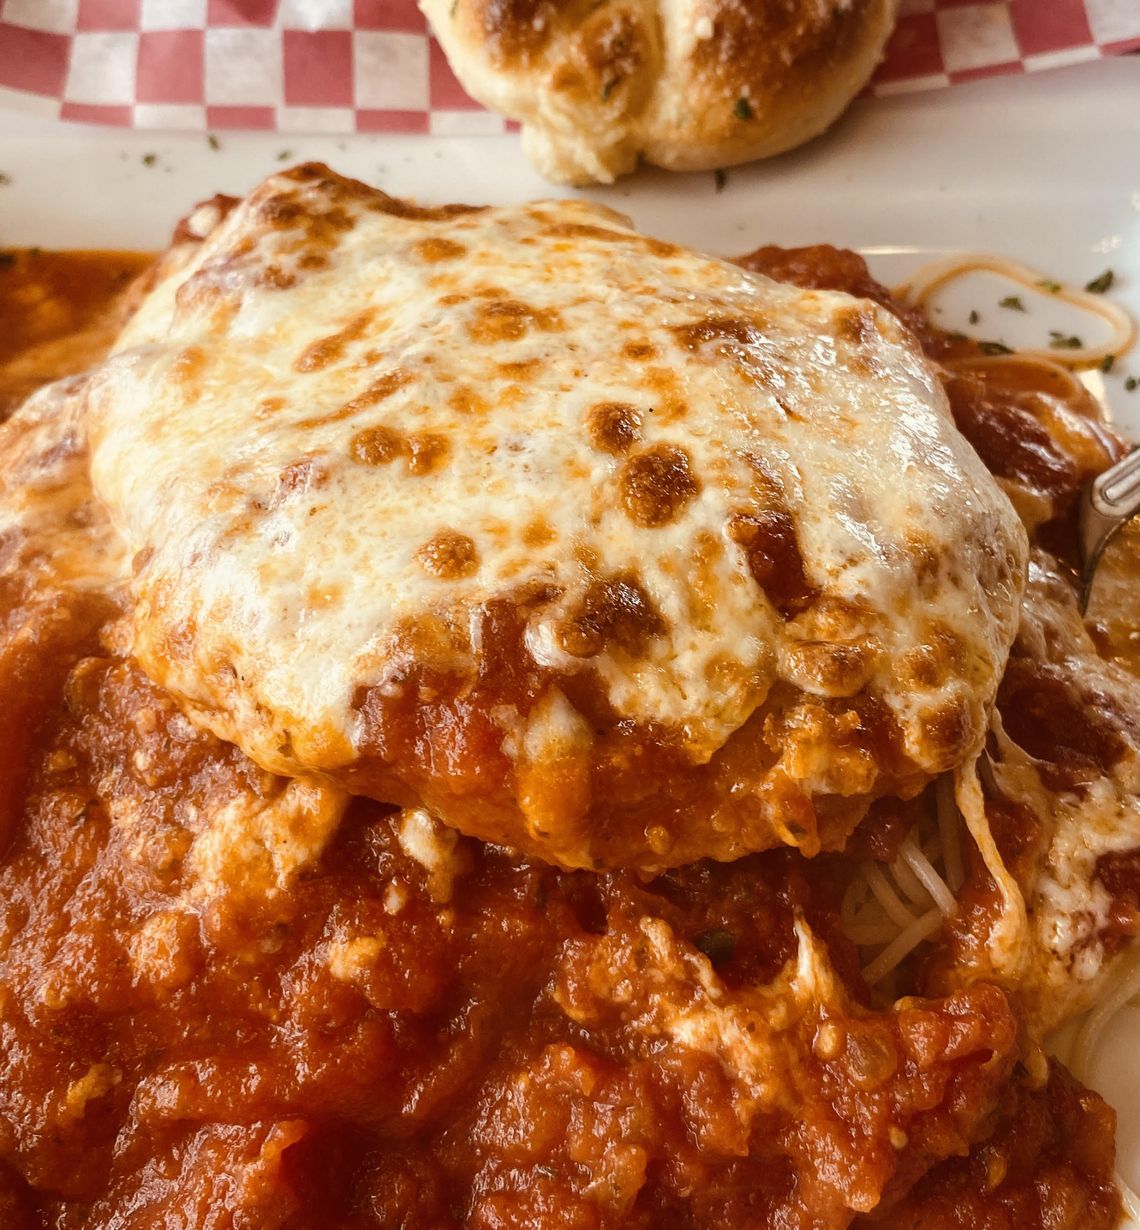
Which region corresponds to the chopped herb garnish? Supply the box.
[1101,354,1115,373]
[1048,330,1083,350]
[449,0,457,14]
[277,149,293,162]
[1036,278,1062,293]
[141,153,157,167]
[968,309,980,325]
[714,168,727,193]
[1127,376,1139,392]
[0,172,10,186]
[207,133,220,151]
[999,295,1025,311]
[733,96,753,121]
[979,340,1013,355]
[694,928,736,965]
[0,251,14,271]
[1085,269,1114,294]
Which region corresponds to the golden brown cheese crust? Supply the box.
[85,165,1026,872]
[420,0,899,182]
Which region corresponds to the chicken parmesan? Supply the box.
[0,168,1137,1230]
[85,165,1024,872]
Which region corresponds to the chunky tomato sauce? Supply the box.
[0,249,151,421]
[0,241,1125,1230]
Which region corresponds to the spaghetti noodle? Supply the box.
[895,252,1136,367]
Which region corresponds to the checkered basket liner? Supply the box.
[0,0,1137,135]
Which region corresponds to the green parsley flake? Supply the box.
[141,153,157,167]
[968,310,980,325]
[208,134,221,151]
[277,149,293,162]
[1048,330,1082,350]
[999,295,1025,311]
[1126,376,1139,392]
[714,168,727,193]
[1085,270,1114,294]
[979,340,1013,356]
[1101,354,1115,373]
[1036,278,1062,294]
[733,96,753,121]
[693,928,736,965]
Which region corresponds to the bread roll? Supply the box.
[420,0,899,183]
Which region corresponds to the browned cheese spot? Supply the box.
[467,299,561,345]
[257,396,286,418]
[258,265,296,291]
[449,385,491,416]
[904,529,941,587]
[835,305,877,348]
[620,444,700,527]
[621,339,658,361]
[542,223,627,243]
[587,402,642,456]
[296,369,412,429]
[293,310,375,373]
[497,359,541,380]
[415,237,468,263]
[673,317,780,389]
[366,190,485,223]
[922,696,973,770]
[319,206,355,234]
[727,509,818,619]
[834,305,880,376]
[350,425,405,467]
[416,530,479,580]
[785,640,877,697]
[257,175,358,257]
[557,574,666,658]
[641,237,682,259]
[170,345,206,389]
[273,455,326,505]
[900,622,963,689]
[523,517,556,547]
[347,427,448,476]
[406,432,450,476]
[258,194,305,229]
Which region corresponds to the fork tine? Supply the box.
[1078,447,1140,615]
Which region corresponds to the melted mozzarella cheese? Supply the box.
[0,373,129,598]
[86,166,1026,863]
[984,558,1140,1032]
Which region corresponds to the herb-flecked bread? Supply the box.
[420,0,899,183]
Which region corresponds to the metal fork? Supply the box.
[1078,447,1140,614]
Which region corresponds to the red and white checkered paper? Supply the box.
[0,0,1137,135]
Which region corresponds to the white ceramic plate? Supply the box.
[3,54,1140,1221]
